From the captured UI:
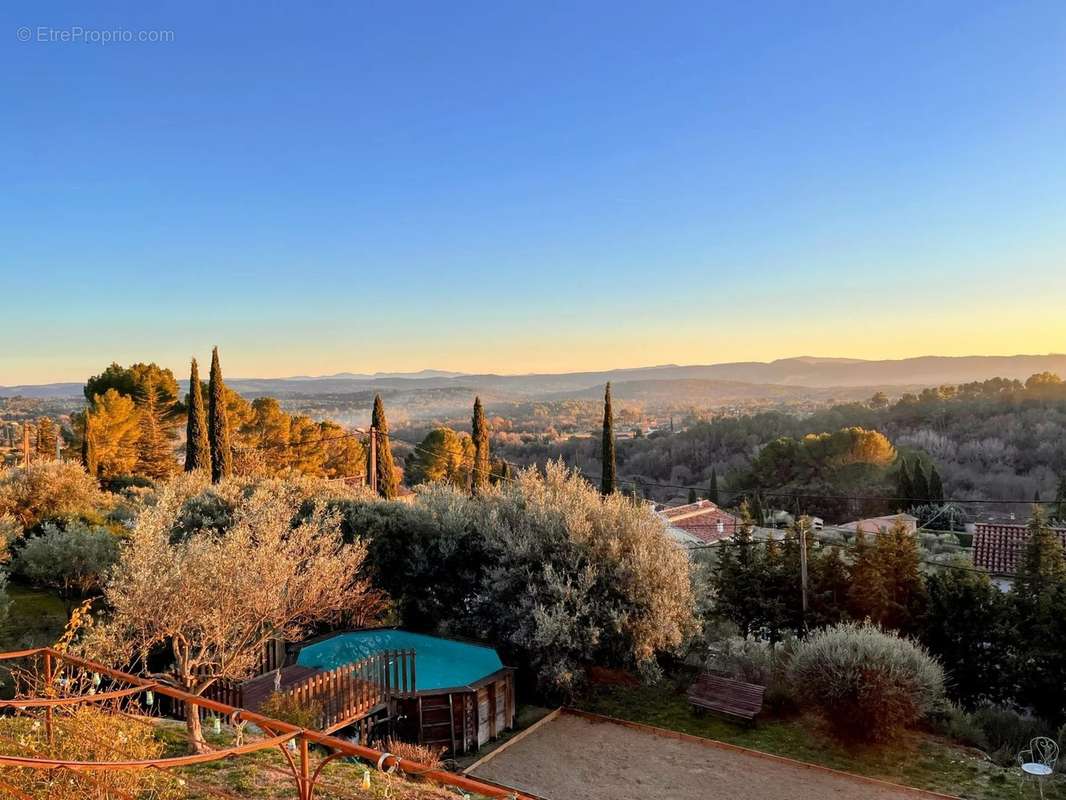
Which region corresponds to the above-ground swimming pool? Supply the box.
[296,628,505,692]
[294,628,515,753]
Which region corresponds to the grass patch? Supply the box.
[575,677,1066,800]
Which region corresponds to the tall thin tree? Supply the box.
[185,358,211,472]
[471,396,490,495]
[81,411,98,477]
[600,382,616,495]
[208,347,233,483]
[369,394,397,499]
[911,460,929,504]
[708,468,720,505]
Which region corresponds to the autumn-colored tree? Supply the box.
[85,361,181,412]
[135,378,176,480]
[208,347,233,483]
[89,476,382,750]
[369,394,397,499]
[86,389,141,478]
[184,357,211,472]
[471,396,490,494]
[601,382,616,495]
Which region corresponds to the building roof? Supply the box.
[660,500,740,545]
[973,522,1066,576]
[838,513,918,533]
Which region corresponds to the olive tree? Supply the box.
[88,474,384,750]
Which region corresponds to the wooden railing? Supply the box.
[283,649,416,731]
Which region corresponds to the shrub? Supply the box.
[971,705,1052,767]
[929,703,988,751]
[14,521,120,599]
[712,635,798,713]
[791,622,945,742]
[374,737,444,770]
[260,691,324,729]
[0,462,111,529]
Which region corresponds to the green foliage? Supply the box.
[912,460,930,503]
[404,427,472,488]
[600,383,616,495]
[471,396,490,494]
[924,562,1008,706]
[85,362,181,413]
[970,706,1053,766]
[1009,506,1066,722]
[208,347,233,483]
[708,468,719,505]
[845,521,926,635]
[791,622,945,742]
[897,458,913,505]
[369,394,398,499]
[751,427,895,489]
[349,463,696,699]
[14,521,119,599]
[184,358,210,472]
[0,462,110,529]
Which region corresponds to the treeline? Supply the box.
[496,372,1066,514]
[713,505,1066,723]
[70,351,366,483]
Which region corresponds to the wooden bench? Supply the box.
[687,673,765,723]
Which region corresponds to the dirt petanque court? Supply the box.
[466,710,958,800]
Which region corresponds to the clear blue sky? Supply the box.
[2,1,1064,383]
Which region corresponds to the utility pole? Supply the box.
[798,516,809,624]
[368,426,378,494]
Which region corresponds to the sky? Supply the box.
[1,1,1065,384]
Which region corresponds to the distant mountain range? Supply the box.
[4,354,1065,401]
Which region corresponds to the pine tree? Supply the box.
[872,520,927,634]
[136,378,176,480]
[713,502,764,638]
[846,528,888,624]
[208,347,233,484]
[1011,505,1066,720]
[687,487,697,504]
[600,383,616,495]
[369,394,397,499]
[928,464,944,503]
[708,468,720,505]
[471,396,490,495]
[897,459,913,506]
[911,460,929,504]
[35,417,58,460]
[185,358,211,472]
[81,411,98,477]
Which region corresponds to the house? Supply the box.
[838,513,918,535]
[973,521,1066,576]
[660,500,740,547]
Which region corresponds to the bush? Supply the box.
[14,521,120,599]
[971,705,1052,767]
[259,691,323,729]
[373,737,444,769]
[0,462,110,529]
[711,635,798,713]
[929,703,988,751]
[791,622,945,742]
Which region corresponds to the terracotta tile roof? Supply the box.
[661,500,740,544]
[973,522,1066,575]
[839,513,918,534]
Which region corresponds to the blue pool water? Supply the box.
[295,629,504,692]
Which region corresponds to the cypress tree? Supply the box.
[688,487,697,504]
[369,394,397,499]
[136,377,175,480]
[600,382,616,495]
[708,468,720,505]
[749,490,765,527]
[1055,475,1066,523]
[928,464,945,503]
[471,396,490,495]
[208,346,233,483]
[712,502,764,638]
[911,460,929,504]
[81,411,98,477]
[35,417,58,460]
[897,459,913,506]
[185,358,211,472]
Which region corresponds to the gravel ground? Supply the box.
[468,713,948,800]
